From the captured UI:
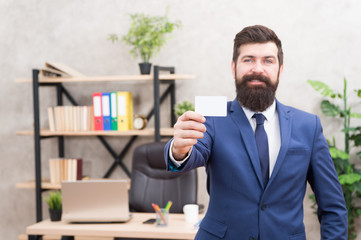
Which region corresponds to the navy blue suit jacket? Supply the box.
[165,99,347,240]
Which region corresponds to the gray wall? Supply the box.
[1,0,361,239]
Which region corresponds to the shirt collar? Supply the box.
[242,101,277,122]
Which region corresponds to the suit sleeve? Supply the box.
[307,116,348,239]
[164,117,214,172]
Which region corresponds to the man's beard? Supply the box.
[235,72,279,112]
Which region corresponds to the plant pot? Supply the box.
[49,209,62,221]
[139,62,152,75]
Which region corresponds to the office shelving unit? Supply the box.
[15,65,194,223]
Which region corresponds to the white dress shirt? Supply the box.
[169,101,281,178]
[242,101,281,177]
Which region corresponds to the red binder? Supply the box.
[92,92,103,130]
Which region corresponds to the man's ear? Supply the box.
[231,60,236,79]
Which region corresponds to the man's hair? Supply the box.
[233,25,283,66]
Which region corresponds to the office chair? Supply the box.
[129,141,198,213]
[115,141,198,240]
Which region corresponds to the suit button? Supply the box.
[249,237,256,240]
[261,204,267,210]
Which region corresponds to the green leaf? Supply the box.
[307,80,342,98]
[342,127,357,133]
[44,191,62,210]
[350,133,361,146]
[308,194,318,214]
[355,89,361,98]
[320,100,341,117]
[355,181,361,196]
[174,101,195,117]
[339,173,361,185]
[309,193,316,202]
[329,147,349,160]
[350,113,361,119]
[107,34,119,43]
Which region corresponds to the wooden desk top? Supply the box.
[26,213,201,239]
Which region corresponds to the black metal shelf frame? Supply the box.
[32,66,176,222]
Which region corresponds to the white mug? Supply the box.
[183,204,199,223]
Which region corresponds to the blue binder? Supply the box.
[102,92,111,130]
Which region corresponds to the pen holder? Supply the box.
[156,208,168,227]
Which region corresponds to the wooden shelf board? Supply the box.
[18,234,113,240]
[18,234,60,240]
[16,179,130,190]
[14,74,195,83]
[16,179,61,190]
[16,128,174,137]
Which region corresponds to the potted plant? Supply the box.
[109,12,181,74]
[174,100,195,118]
[45,190,62,221]
[308,79,361,240]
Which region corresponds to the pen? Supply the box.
[164,201,173,213]
[152,203,167,224]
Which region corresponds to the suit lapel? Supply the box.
[229,99,264,188]
[267,100,292,187]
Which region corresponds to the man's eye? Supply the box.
[243,59,252,62]
[265,59,273,64]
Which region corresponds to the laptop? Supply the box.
[61,179,131,223]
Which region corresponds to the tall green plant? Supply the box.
[109,12,181,63]
[308,79,361,240]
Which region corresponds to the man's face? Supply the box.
[232,42,284,112]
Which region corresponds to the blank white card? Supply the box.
[195,96,227,117]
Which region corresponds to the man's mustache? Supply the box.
[242,74,271,84]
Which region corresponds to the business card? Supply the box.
[195,96,227,117]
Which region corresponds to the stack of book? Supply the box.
[93,91,134,131]
[41,62,136,132]
[47,106,94,132]
[49,158,82,184]
[39,61,85,78]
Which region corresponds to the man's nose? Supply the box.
[252,61,264,73]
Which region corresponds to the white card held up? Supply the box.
[195,96,227,117]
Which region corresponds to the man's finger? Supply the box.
[178,111,206,123]
[175,121,206,133]
[173,138,198,151]
[174,130,204,140]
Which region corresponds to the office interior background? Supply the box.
[1,0,361,239]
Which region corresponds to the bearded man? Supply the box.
[164,25,347,240]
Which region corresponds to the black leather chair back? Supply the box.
[129,142,197,213]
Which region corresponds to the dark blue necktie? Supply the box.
[253,113,269,188]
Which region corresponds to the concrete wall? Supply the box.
[1,0,361,239]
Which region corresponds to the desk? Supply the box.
[27,213,201,240]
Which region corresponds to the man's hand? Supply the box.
[172,111,206,160]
